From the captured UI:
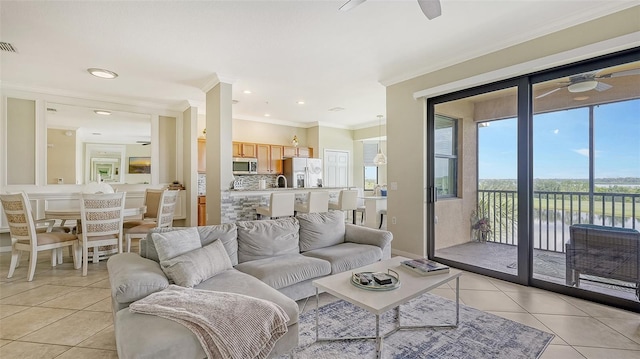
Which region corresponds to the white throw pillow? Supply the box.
[160,240,233,287]
[151,227,201,262]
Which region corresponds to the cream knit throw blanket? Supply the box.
[129,285,289,359]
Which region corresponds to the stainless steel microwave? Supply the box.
[232,157,257,174]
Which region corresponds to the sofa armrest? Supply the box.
[344,224,393,250]
[107,253,169,306]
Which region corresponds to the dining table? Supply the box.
[44,206,146,263]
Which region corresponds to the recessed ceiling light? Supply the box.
[328,107,345,112]
[94,110,111,115]
[264,113,271,117]
[232,100,239,104]
[297,101,305,105]
[243,90,252,94]
[91,132,102,136]
[87,68,118,79]
[573,96,589,101]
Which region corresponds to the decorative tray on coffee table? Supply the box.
[351,269,400,291]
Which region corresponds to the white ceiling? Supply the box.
[1,1,636,129]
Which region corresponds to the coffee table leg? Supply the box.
[315,288,319,341]
[455,276,460,326]
[375,314,382,359]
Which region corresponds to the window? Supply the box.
[435,115,458,197]
[363,142,379,190]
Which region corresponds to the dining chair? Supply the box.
[256,192,295,219]
[1,192,79,281]
[79,192,126,276]
[294,191,329,214]
[124,189,179,253]
[123,188,164,229]
[328,189,358,224]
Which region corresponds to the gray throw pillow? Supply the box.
[160,240,232,288]
[297,211,346,252]
[151,227,201,262]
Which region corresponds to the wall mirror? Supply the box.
[46,103,152,185]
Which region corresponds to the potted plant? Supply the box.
[472,216,492,242]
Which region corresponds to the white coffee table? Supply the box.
[312,256,462,359]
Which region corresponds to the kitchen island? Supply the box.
[221,187,345,222]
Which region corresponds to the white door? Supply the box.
[324,150,349,187]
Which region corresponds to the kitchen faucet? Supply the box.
[276,175,287,188]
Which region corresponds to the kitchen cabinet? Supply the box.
[197,138,206,173]
[232,142,256,158]
[283,146,312,158]
[197,196,206,226]
[257,144,283,174]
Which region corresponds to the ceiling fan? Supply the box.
[536,68,640,99]
[339,0,442,20]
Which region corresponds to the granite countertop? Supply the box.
[228,187,346,195]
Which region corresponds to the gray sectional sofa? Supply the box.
[107,211,393,359]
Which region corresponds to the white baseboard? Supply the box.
[391,248,421,259]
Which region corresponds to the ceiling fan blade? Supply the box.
[417,0,442,19]
[535,87,562,99]
[607,68,640,78]
[339,0,366,12]
[594,82,612,92]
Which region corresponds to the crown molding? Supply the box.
[200,73,236,93]
[0,82,182,116]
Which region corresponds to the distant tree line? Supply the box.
[479,178,640,195]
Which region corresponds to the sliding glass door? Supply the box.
[532,61,640,302]
[428,49,639,310]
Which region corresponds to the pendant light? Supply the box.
[373,115,387,166]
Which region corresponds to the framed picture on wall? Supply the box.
[129,157,151,174]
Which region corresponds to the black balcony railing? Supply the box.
[477,190,640,253]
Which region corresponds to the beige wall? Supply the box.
[7,98,36,185]
[158,116,177,183]
[46,128,76,185]
[386,7,640,258]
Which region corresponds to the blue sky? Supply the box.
[478,98,640,180]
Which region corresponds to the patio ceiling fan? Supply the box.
[535,68,640,99]
[339,0,442,20]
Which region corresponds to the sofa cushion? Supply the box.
[236,217,300,263]
[107,253,169,304]
[160,240,233,287]
[151,227,201,262]
[195,268,299,326]
[235,254,331,290]
[302,242,382,274]
[197,223,239,266]
[141,224,239,265]
[297,211,345,252]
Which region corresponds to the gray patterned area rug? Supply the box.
[282,293,554,359]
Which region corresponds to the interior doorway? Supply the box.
[324,150,350,188]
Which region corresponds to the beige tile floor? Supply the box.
[1,250,639,359]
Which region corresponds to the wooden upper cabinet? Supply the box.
[232,142,256,158]
[256,144,283,174]
[197,139,206,173]
[284,146,312,158]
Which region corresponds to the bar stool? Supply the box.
[328,189,358,224]
[355,188,366,224]
[256,192,295,219]
[294,191,329,214]
[379,209,387,229]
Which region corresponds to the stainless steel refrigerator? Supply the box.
[283,157,323,188]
